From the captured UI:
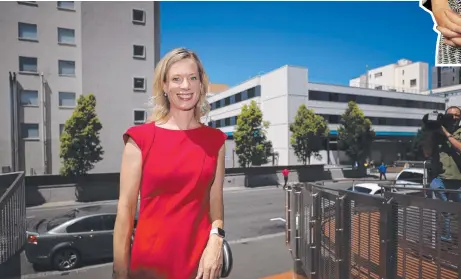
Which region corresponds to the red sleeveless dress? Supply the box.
[123,123,227,279]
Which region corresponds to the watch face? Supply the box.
[218,228,226,238]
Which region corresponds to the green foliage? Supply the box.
[290,105,329,164]
[337,101,375,164]
[60,94,104,176]
[234,100,273,167]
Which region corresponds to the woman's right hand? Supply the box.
[432,0,461,47]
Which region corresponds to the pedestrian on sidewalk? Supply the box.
[282,168,290,189]
[378,162,387,180]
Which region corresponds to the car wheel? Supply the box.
[52,248,80,271]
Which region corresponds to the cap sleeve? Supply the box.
[123,125,145,151]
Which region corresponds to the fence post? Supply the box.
[311,187,322,279]
[336,193,351,279]
[286,186,292,248]
[379,198,398,279]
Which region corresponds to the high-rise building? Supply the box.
[431,66,461,89]
[349,59,429,94]
[0,1,160,175]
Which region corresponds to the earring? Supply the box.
[164,93,167,97]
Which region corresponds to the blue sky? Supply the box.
[160,1,437,88]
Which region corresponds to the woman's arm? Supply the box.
[210,144,225,230]
[113,137,143,279]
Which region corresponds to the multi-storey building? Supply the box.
[349,59,429,94]
[0,1,160,175]
[205,65,446,168]
[431,66,461,89]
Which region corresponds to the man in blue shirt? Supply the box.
[378,162,387,180]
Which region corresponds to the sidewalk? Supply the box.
[27,235,293,279]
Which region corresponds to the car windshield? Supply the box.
[396,171,423,184]
[46,209,79,231]
[347,186,372,194]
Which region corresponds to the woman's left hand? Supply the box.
[196,235,223,279]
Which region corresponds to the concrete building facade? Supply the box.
[205,66,446,168]
[0,1,160,175]
[431,66,461,89]
[349,59,429,94]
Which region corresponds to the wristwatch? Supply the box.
[210,227,226,238]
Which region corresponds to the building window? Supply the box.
[58,28,75,45]
[21,123,39,139]
[410,79,417,87]
[17,1,38,6]
[58,60,75,76]
[18,22,38,41]
[374,72,382,78]
[402,70,405,75]
[133,77,146,91]
[57,1,75,10]
[133,110,146,124]
[132,9,146,24]
[375,86,383,90]
[20,90,39,106]
[58,92,76,107]
[19,56,38,73]
[133,45,146,59]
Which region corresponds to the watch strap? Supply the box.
[210,227,225,238]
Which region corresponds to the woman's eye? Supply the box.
[172,77,180,82]
[191,76,197,81]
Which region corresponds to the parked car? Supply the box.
[25,205,138,271]
[346,183,391,196]
[393,168,425,189]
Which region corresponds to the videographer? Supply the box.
[423,106,461,241]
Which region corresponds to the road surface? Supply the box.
[20,186,289,278]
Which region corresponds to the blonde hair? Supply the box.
[148,47,210,123]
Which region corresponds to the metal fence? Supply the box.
[0,172,26,264]
[285,182,461,279]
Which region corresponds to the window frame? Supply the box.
[132,9,146,25]
[19,56,38,74]
[20,90,39,107]
[133,44,146,59]
[57,27,76,45]
[58,60,76,77]
[18,22,38,42]
[133,77,146,91]
[21,123,40,140]
[57,1,75,11]
[58,91,77,108]
[133,109,146,124]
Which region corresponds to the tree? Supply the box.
[234,100,273,167]
[60,94,104,176]
[337,101,375,165]
[289,104,329,164]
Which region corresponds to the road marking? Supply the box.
[21,232,286,278]
[270,217,286,222]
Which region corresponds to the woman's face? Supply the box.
[163,58,202,113]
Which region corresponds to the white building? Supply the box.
[431,66,461,89]
[349,59,429,94]
[205,65,446,168]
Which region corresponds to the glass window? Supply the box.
[20,90,38,106]
[59,92,76,107]
[133,77,145,90]
[132,9,145,24]
[59,124,65,136]
[224,97,230,106]
[102,215,116,230]
[58,28,75,44]
[235,93,242,102]
[57,1,74,9]
[133,45,145,58]
[241,91,248,101]
[230,116,236,126]
[66,216,104,233]
[224,118,230,127]
[18,22,37,40]
[134,110,146,123]
[21,123,39,139]
[19,56,38,72]
[58,60,75,76]
[247,87,255,99]
[229,95,235,104]
[347,186,372,194]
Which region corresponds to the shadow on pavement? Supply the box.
[1,251,22,279]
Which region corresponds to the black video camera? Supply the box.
[422,111,460,133]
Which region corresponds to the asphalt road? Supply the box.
[20,186,288,278]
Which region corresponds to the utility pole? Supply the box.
[40,73,48,174]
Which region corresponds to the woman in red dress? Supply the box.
[112,48,227,279]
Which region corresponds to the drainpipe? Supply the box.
[40,73,48,174]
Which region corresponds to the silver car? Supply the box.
[25,205,137,271]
